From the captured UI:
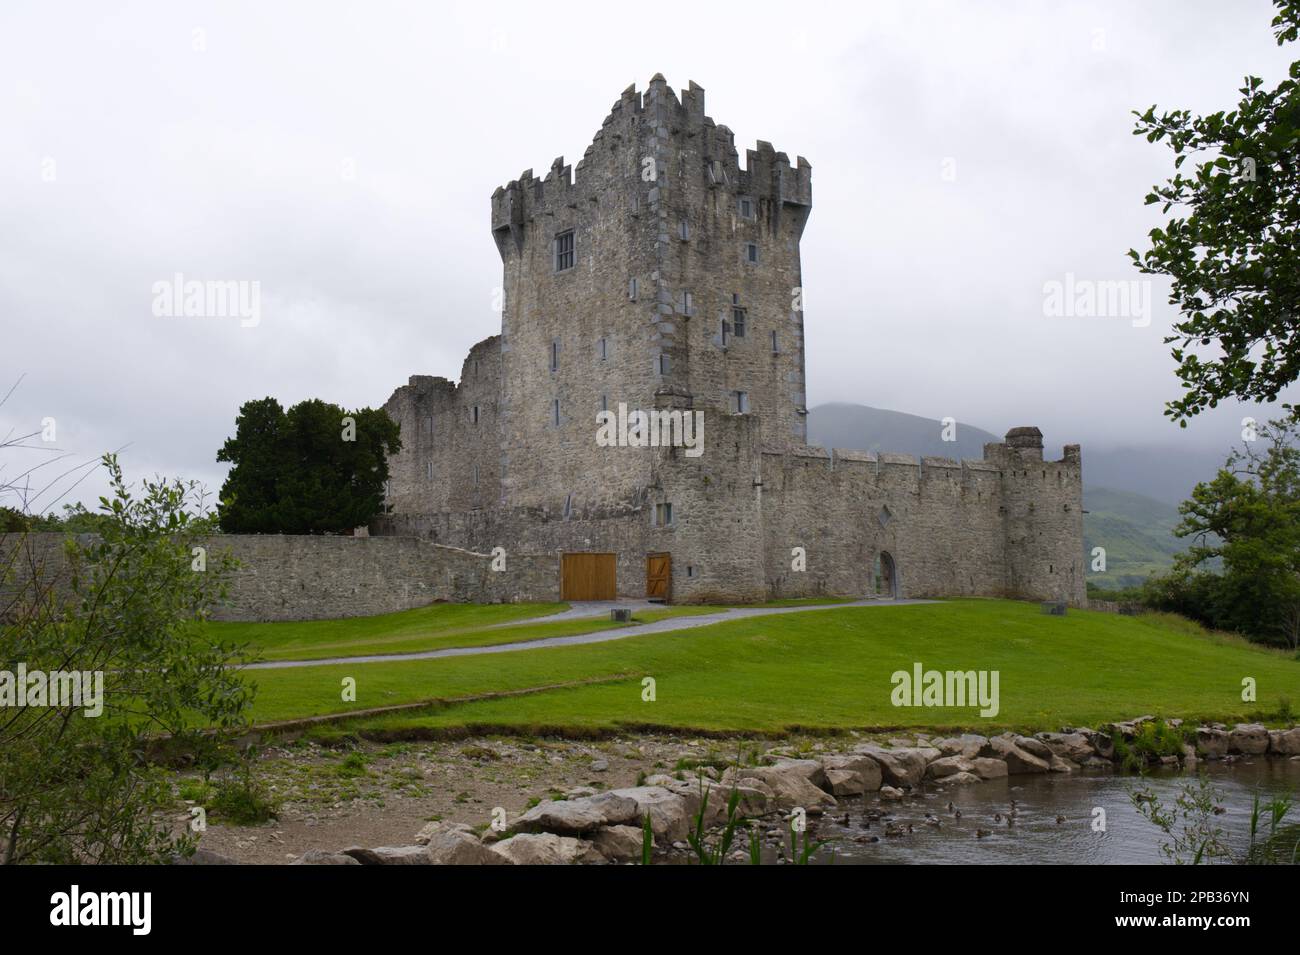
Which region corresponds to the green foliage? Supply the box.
[335,751,370,777]
[685,774,746,865]
[1144,413,1300,645]
[215,396,401,534]
[210,759,279,825]
[1133,775,1299,864]
[1129,1,1300,422]
[640,812,653,865]
[0,454,254,864]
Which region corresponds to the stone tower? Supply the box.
[490,75,811,513]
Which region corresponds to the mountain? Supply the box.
[806,402,1196,587]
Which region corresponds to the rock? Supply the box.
[591,825,645,863]
[512,791,640,834]
[934,771,982,786]
[926,755,975,779]
[971,757,1009,779]
[565,786,599,799]
[767,758,828,789]
[879,786,905,801]
[425,828,514,865]
[1196,726,1230,759]
[819,753,883,792]
[1083,729,1114,760]
[605,786,693,842]
[1048,755,1079,773]
[1229,723,1269,755]
[1035,732,1095,763]
[824,768,865,796]
[729,767,836,814]
[1182,744,1199,768]
[1082,756,1114,771]
[934,734,988,759]
[853,745,929,788]
[1268,727,1300,755]
[342,845,432,865]
[490,833,602,865]
[988,736,1050,774]
[590,759,609,772]
[172,848,239,865]
[643,774,678,787]
[1014,736,1054,761]
[415,821,472,845]
[290,849,360,865]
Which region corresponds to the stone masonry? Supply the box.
[376,75,1085,606]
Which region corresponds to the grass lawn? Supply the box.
[210,601,716,662]
[240,599,1299,735]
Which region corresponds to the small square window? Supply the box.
[739,197,754,219]
[554,230,575,272]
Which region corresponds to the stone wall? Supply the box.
[2,532,559,623]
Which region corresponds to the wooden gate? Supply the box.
[561,553,616,601]
[646,552,671,601]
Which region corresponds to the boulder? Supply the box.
[853,746,928,788]
[172,848,239,865]
[1229,723,1270,755]
[988,736,1050,774]
[1048,755,1079,773]
[819,753,883,792]
[934,734,988,759]
[290,849,360,865]
[729,768,836,814]
[926,755,975,779]
[767,758,828,789]
[490,833,602,865]
[425,828,514,865]
[512,791,640,835]
[591,825,646,863]
[604,786,692,842]
[1268,727,1300,755]
[1035,732,1095,763]
[1196,726,1230,759]
[415,821,472,845]
[1014,736,1054,761]
[342,845,432,865]
[824,768,865,796]
[879,786,905,801]
[971,757,1009,779]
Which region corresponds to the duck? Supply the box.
[946,801,954,812]
[976,828,991,838]
[1055,815,1066,824]
[994,813,1003,823]
[924,816,941,829]
[954,808,962,819]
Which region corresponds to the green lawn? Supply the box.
[240,600,1299,735]
[211,601,715,662]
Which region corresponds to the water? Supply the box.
[808,759,1300,864]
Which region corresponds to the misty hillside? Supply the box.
[806,403,1196,587]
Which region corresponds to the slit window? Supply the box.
[732,390,750,414]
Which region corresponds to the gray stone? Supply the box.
[591,825,646,863]
[1268,727,1300,755]
[342,845,432,865]
[1229,723,1270,755]
[425,828,514,865]
[490,833,602,865]
[290,849,360,865]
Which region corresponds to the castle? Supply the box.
[374,75,1085,606]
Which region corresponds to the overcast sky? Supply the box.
[2,0,1296,513]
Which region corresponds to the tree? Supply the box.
[216,397,401,534]
[1145,412,1300,644]
[1,455,253,863]
[1129,1,1300,424]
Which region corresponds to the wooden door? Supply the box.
[561,553,616,600]
[646,552,671,601]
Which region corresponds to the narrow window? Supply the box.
[552,398,560,427]
[628,277,638,301]
[550,340,559,372]
[600,394,608,412]
[554,230,575,272]
[472,405,480,425]
[732,390,749,414]
[686,565,695,578]
[770,330,779,353]
[720,316,729,347]
[655,502,673,526]
[473,464,480,487]
[745,242,759,263]
[423,415,433,434]
[563,492,573,520]
[679,219,690,240]
[739,197,754,219]
[473,360,480,378]
[732,305,747,338]
[680,290,693,315]
[598,337,607,361]
[657,354,671,376]
[426,460,433,481]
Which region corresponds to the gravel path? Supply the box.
[244,598,935,670]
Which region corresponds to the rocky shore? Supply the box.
[268,718,1300,865]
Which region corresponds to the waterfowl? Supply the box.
[976,828,991,838]
[1055,815,1066,824]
